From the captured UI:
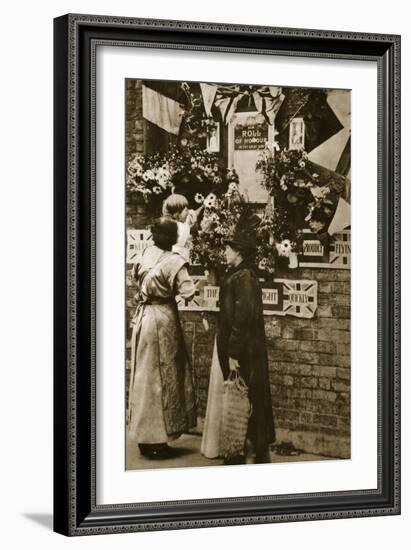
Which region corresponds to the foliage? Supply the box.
[256,146,342,242]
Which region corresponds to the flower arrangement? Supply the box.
[126,146,238,211]
[256,145,345,248]
[191,182,279,279]
[126,153,173,204]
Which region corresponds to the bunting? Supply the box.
[199,84,284,125]
[142,84,184,135]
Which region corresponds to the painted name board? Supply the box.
[298,229,350,269]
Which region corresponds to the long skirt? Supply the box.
[127,303,196,444]
[200,339,224,458]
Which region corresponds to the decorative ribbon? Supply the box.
[200,84,284,125]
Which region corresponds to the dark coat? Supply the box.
[216,261,275,451]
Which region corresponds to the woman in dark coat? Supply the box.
[216,230,275,464]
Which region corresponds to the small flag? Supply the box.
[200,83,218,117]
[142,84,184,135]
[328,198,351,236]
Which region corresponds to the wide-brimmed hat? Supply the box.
[226,231,257,256]
[226,210,260,257]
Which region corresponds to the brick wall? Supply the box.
[126,79,144,161]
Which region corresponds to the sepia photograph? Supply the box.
[124,78,351,470]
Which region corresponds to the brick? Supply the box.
[320,427,343,437]
[270,362,312,377]
[294,423,321,434]
[304,399,338,415]
[300,340,336,354]
[313,414,338,427]
[270,374,284,386]
[332,305,351,318]
[283,375,294,386]
[336,343,351,355]
[289,388,313,400]
[317,305,333,317]
[336,368,351,381]
[317,352,350,367]
[295,351,320,364]
[311,270,339,281]
[312,390,337,402]
[332,330,351,343]
[318,294,350,307]
[282,325,295,339]
[300,376,318,389]
[318,377,331,390]
[337,391,350,403]
[273,339,300,352]
[318,282,350,294]
[267,349,298,363]
[277,420,298,431]
[337,416,351,433]
[294,328,318,340]
[273,408,300,421]
[334,271,351,281]
[264,321,282,338]
[299,412,313,424]
[332,380,351,393]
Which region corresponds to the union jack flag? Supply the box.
[277,279,318,319]
[126,230,153,264]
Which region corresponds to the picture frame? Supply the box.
[53,13,400,536]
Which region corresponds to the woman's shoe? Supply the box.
[139,443,180,460]
[223,454,245,465]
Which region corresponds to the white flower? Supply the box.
[298,160,306,168]
[228,182,238,193]
[194,193,205,204]
[204,193,217,208]
[276,239,292,257]
[142,170,155,182]
[152,186,162,194]
[157,174,169,189]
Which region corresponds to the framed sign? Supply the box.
[54,14,400,536]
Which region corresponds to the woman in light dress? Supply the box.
[127,218,197,460]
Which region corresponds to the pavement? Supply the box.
[126,433,331,471]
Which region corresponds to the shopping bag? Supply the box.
[219,370,252,459]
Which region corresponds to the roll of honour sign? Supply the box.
[234,124,268,150]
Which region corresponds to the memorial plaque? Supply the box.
[234,123,268,150]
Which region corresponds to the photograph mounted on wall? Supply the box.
[125,78,351,470]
